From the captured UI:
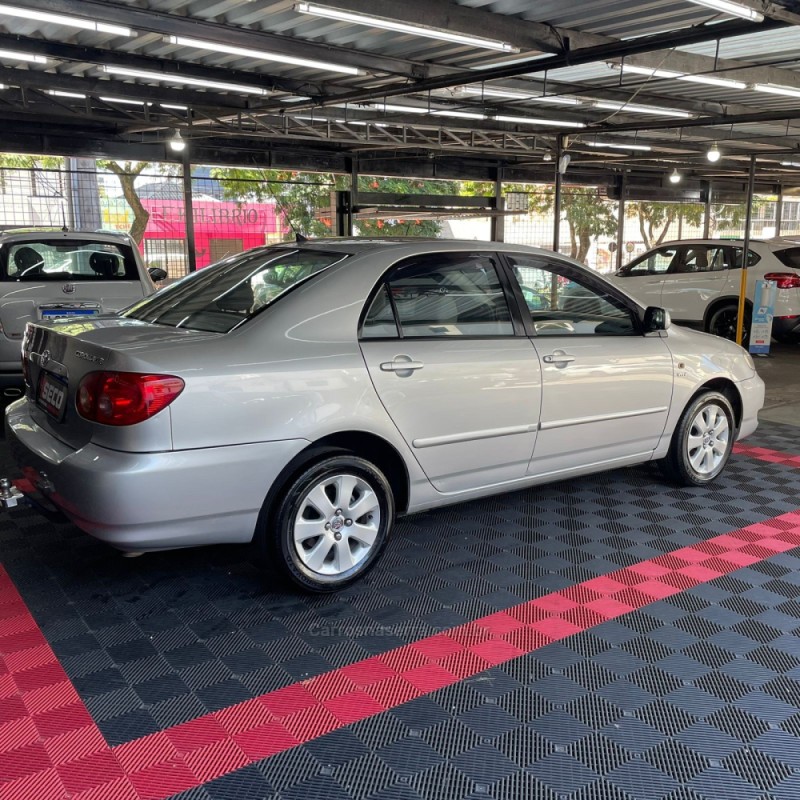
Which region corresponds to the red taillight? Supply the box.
[764,272,800,289]
[77,371,184,426]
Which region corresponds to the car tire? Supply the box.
[707,303,750,343]
[772,331,799,345]
[658,391,735,486]
[266,454,394,592]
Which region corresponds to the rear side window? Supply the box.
[729,248,761,268]
[123,247,347,333]
[2,240,138,281]
[362,253,514,338]
[774,247,800,269]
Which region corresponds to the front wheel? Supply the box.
[267,454,394,592]
[707,303,750,344]
[658,391,735,486]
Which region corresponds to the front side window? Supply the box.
[362,253,514,338]
[123,247,346,333]
[619,247,678,277]
[508,255,637,337]
[2,240,138,281]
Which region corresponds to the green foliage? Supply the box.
[530,185,618,263]
[628,202,704,249]
[0,153,64,170]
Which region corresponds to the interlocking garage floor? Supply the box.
[2,423,800,800]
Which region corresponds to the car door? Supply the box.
[658,244,731,323]
[505,253,674,478]
[612,245,678,307]
[359,251,541,494]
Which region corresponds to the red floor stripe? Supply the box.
[2,511,800,799]
[733,442,800,467]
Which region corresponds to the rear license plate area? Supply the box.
[37,372,68,421]
[40,308,98,320]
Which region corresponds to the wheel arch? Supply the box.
[253,430,410,543]
[703,295,753,331]
[691,377,743,429]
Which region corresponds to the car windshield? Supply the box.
[122,247,347,333]
[774,246,800,270]
[1,239,138,281]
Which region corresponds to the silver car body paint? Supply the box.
[5,240,764,552]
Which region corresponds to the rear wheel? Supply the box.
[266,454,394,592]
[707,303,750,344]
[772,331,799,345]
[659,391,735,486]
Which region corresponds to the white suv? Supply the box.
[0,229,165,397]
[611,238,800,343]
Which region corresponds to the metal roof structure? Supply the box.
[3,0,800,186]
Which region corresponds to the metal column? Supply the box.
[616,173,626,272]
[735,155,757,346]
[491,167,504,242]
[776,189,783,237]
[182,148,197,274]
[703,181,712,239]
[553,136,563,254]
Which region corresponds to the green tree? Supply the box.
[530,185,618,263]
[629,202,704,249]
[96,161,159,245]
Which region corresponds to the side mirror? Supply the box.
[148,267,168,282]
[643,306,671,334]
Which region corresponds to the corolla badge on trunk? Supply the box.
[62,283,75,294]
[74,350,104,365]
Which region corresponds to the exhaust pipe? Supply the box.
[3,388,22,398]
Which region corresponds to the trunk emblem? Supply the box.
[40,350,51,365]
[62,283,75,294]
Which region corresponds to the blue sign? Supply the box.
[748,279,778,355]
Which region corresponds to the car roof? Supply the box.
[0,229,135,245]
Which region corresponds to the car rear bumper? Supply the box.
[5,397,309,551]
[772,316,800,339]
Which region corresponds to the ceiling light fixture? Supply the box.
[99,96,151,106]
[494,114,586,128]
[169,130,186,152]
[458,85,532,100]
[0,3,133,36]
[47,90,86,99]
[161,103,189,110]
[707,143,722,162]
[364,102,428,114]
[103,66,269,96]
[685,0,764,22]
[542,151,552,162]
[669,168,682,184]
[586,141,652,151]
[166,35,359,76]
[614,62,746,90]
[295,3,518,52]
[780,161,800,168]
[593,100,693,118]
[430,110,488,119]
[754,83,800,99]
[0,48,46,63]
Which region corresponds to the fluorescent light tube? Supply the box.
[295,2,518,52]
[686,0,764,22]
[612,62,747,90]
[593,100,693,118]
[430,110,487,119]
[754,83,800,99]
[0,4,133,35]
[533,96,582,106]
[365,103,428,114]
[0,49,46,63]
[47,90,86,99]
[458,85,580,104]
[100,96,152,106]
[160,103,189,110]
[780,161,800,168]
[586,141,652,151]
[495,115,585,128]
[167,35,359,76]
[103,66,269,96]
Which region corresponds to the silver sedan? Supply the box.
[5,240,765,591]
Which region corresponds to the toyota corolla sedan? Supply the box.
[4,240,765,591]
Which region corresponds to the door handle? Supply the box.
[380,358,424,372]
[542,353,575,365]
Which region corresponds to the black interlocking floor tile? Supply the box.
[3,422,800,798]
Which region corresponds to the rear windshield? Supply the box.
[122,247,347,333]
[1,239,139,281]
[774,246,800,270]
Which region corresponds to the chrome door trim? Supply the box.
[540,406,669,432]
[413,422,538,449]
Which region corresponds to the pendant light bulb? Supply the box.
[169,130,186,152]
[669,168,681,184]
[707,143,721,163]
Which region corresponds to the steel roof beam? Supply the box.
[18,0,454,79]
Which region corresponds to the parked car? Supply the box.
[4,240,764,591]
[0,229,165,397]
[610,238,800,343]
